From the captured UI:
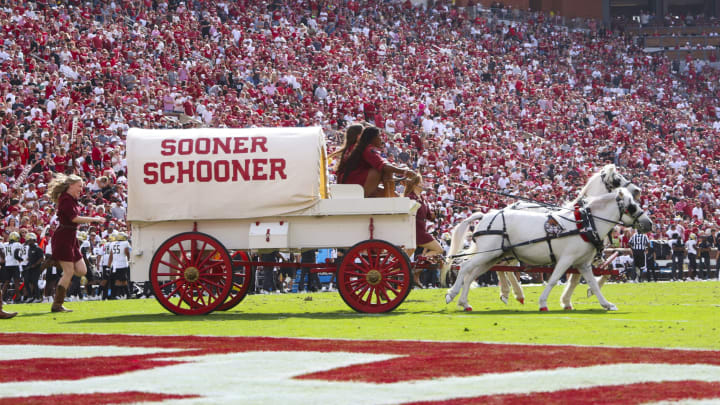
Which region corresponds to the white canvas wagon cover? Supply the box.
[127,127,328,222]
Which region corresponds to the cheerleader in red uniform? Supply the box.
[46,174,105,312]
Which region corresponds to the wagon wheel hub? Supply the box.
[184,266,200,282]
[366,269,382,286]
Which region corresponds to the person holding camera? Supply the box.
[668,233,685,281]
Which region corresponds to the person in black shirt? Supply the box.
[669,233,685,281]
[21,233,45,303]
[698,230,713,280]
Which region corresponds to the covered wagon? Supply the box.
[127,127,419,315]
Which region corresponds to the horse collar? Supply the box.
[573,204,604,252]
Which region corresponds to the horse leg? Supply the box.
[508,272,524,304]
[581,264,617,310]
[498,271,510,304]
[538,259,573,311]
[587,275,609,297]
[457,263,491,311]
[439,260,452,288]
[445,263,466,304]
[560,273,582,310]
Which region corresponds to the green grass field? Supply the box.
[3,281,719,349]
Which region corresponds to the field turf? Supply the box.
[3,281,718,349]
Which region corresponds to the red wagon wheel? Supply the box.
[216,250,254,311]
[337,239,411,313]
[150,232,232,315]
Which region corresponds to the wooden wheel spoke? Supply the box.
[199,277,225,291]
[345,269,369,278]
[375,285,390,303]
[345,277,365,288]
[158,260,184,272]
[192,240,209,265]
[156,271,183,277]
[353,284,370,299]
[355,252,372,269]
[383,270,405,278]
[195,248,218,270]
[381,280,401,295]
[167,249,186,268]
[177,242,191,267]
[195,284,208,306]
[199,260,225,274]
[380,258,401,273]
[163,281,183,297]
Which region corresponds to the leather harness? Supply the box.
[472,200,606,266]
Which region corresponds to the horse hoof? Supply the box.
[564,306,573,311]
[445,294,454,304]
[539,307,548,312]
[517,298,524,305]
[464,306,473,312]
[605,304,618,311]
[500,296,508,305]
[587,289,594,298]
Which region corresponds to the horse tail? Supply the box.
[440,211,485,286]
[448,211,485,259]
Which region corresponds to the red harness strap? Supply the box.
[574,205,590,243]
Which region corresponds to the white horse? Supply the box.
[445,188,652,311]
[440,164,640,307]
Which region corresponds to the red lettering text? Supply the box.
[177,161,194,183]
[269,159,287,180]
[252,159,268,180]
[160,162,175,183]
[251,136,268,153]
[196,138,211,154]
[232,159,250,181]
[144,162,159,184]
[213,138,231,154]
[178,139,193,155]
[160,139,176,156]
[196,160,212,182]
[214,160,230,182]
[233,137,248,153]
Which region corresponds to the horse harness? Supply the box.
[472,200,606,265]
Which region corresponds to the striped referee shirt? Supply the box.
[628,233,649,251]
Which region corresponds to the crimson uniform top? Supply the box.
[407,191,435,245]
[51,192,82,262]
[338,145,386,186]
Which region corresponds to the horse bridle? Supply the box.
[615,193,646,228]
[601,169,639,198]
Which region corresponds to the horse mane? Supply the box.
[587,188,627,205]
[568,164,616,206]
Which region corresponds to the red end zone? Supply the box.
[0,333,718,404]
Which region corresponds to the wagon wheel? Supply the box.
[216,250,254,311]
[150,232,233,315]
[337,239,411,313]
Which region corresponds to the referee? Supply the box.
[628,230,650,283]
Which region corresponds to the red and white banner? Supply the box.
[0,333,718,404]
[127,127,328,222]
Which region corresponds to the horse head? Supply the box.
[600,164,641,200]
[616,188,653,233]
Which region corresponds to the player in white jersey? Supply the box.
[42,241,61,303]
[1,232,24,305]
[108,232,131,299]
[100,238,113,299]
[0,238,16,318]
[93,240,106,299]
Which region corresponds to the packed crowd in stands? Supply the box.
[1,0,719,299]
